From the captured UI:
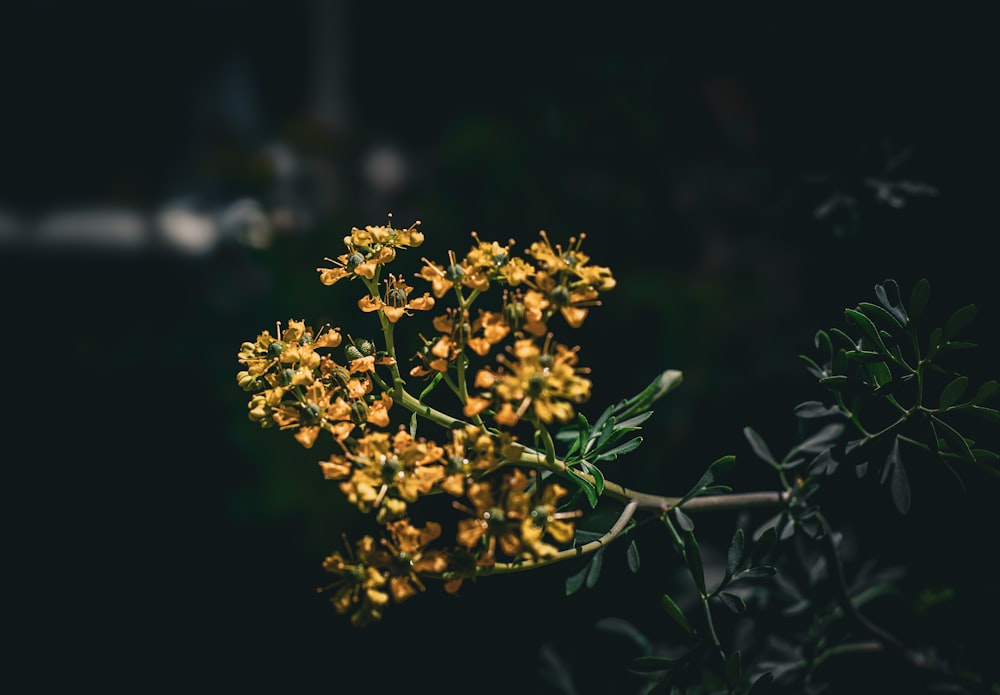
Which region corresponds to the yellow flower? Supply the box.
[335,429,446,520]
[319,535,391,627]
[358,274,435,323]
[439,425,508,496]
[453,468,532,563]
[381,519,449,603]
[317,220,423,287]
[466,336,592,426]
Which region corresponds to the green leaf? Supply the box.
[931,415,976,462]
[726,528,746,578]
[859,300,904,330]
[845,349,884,363]
[909,278,930,321]
[943,303,977,341]
[884,436,910,514]
[815,328,833,361]
[617,369,684,419]
[973,449,999,463]
[791,423,845,456]
[726,650,743,689]
[595,437,644,461]
[939,375,969,409]
[970,380,1000,405]
[661,593,694,634]
[743,427,776,467]
[736,566,777,580]
[845,308,890,355]
[819,375,849,388]
[746,671,775,695]
[674,507,695,532]
[579,460,606,497]
[630,655,680,673]
[565,561,588,595]
[566,468,599,508]
[685,531,706,595]
[794,401,842,419]
[586,547,604,589]
[719,591,748,614]
[874,279,909,326]
[927,326,943,355]
[627,539,640,573]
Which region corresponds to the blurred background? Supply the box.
[4,2,998,691]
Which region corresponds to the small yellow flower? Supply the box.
[317,220,424,286]
[465,336,592,426]
[359,274,435,323]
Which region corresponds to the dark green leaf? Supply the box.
[971,380,1000,405]
[565,562,588,595]
[616,411,655,430]
[845,349,884,363]
[819,375,849,388]
[830,327,858,347]
[752,526,778,564]
[752,513,782,542]
[567,468,599,508]
[595,437,644,461]
[736,566,777,580]
[674,507,695,532]
[627,539,640,573]
[719,591,748,614]
[779,516,796,540]
[943,304,977,341]
[885,437,910,514]
[867,361,892,389]
[630,655,680,673]
[726,528,746,577]
[743,427,776,466]
[874,279,909,325]
[746,671,775,695]
[791,423,845,455]
[909,278,930,321]
[726,650,743,689]
[799,354,827,379]
[931,415,976,461]
[579,460,606,497]
[973,449,999,463]
[661,593,694,634]
[815,329,833,361]
[859,300,904,330]
[927,326,943,355]
[939,375,969,409]
[585,546,604,589]
[808,448,839,476]
[845,308,890,355]
[617,369,684,420]
[685,531,706,595]
[794,401,842,419]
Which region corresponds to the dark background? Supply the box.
[4,2,998,692]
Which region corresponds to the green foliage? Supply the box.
[553,278,998,694]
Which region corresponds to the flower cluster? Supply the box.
[237,219,615,623]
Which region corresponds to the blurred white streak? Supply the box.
[362,143,408,195]
[156,203,217,256]
[218,197,273,250]
[34,207,149,251]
